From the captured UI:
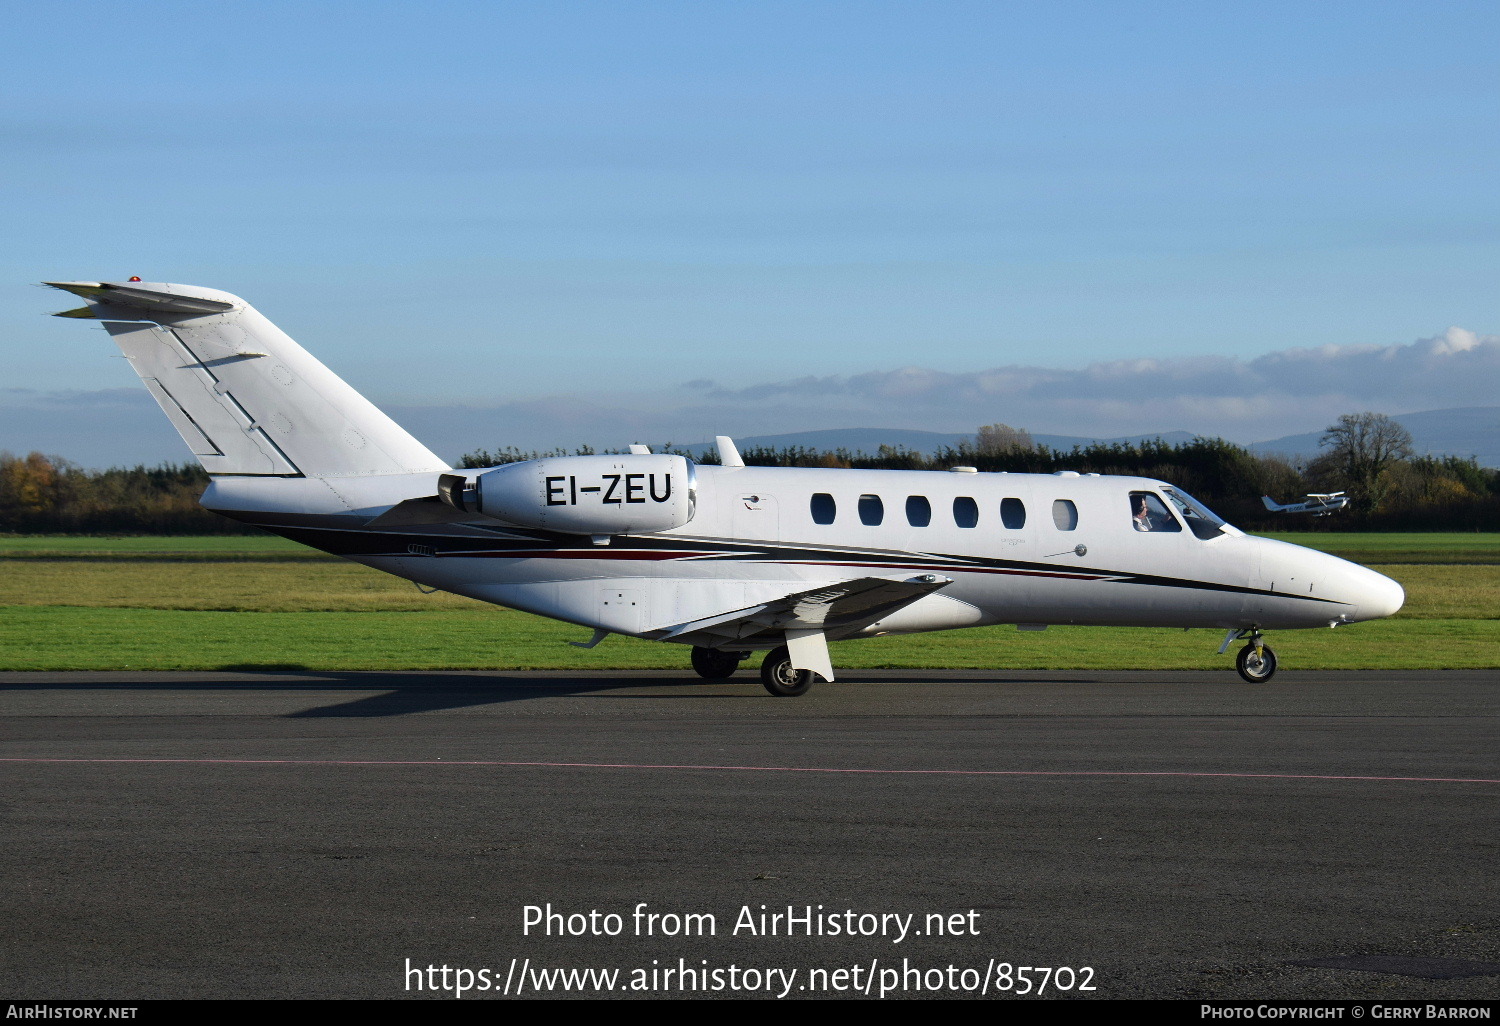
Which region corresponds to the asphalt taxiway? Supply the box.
[2,669,1496,1000]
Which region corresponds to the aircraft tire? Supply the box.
[759,646,814,697]
[1236,643,1278,683]
[691,646,741,679]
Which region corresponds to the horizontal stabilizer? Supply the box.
[45,281,236,315]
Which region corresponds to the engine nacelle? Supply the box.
[440,454,696,536]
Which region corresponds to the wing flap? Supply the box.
[655,574,952,644]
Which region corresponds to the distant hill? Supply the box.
[1250,407,1500,468]
[679,427,1199,458]
[676,408,1499,468]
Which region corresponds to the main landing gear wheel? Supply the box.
[690,647,744,680]
[1236,643,1278,683]
[759,646,815,697]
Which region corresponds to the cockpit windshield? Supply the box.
[1160,487,1231,540]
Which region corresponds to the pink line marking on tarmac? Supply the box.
[0,757,1495,784]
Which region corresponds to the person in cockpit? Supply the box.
[1131,492,1182,533]
[1133,495,1153,531]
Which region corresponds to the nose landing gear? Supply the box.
[1220,628,1277,683]
[1235,640,1278,683]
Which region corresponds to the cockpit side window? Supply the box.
[1161,487,1228,540]
[1129,491,1181,533]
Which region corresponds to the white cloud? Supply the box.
[11,329,1497,468]
[688,327,1499,440]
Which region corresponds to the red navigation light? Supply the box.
[128,276,142,282]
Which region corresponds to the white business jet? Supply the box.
[46,280,1405,694]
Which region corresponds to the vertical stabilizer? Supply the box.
[46,281,450,478]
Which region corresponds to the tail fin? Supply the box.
[46,281,449,478]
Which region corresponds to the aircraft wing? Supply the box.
[652,574,953,680]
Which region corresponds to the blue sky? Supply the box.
[4,1,1498,463]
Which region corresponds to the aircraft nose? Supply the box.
[1353,567,1405,621]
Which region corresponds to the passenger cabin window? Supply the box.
[810,493,836,525]
[1052,499,1078,531]
[953,496,978,528]
[858,494,884,526]
[1000,497,1026,529]
[906,495,931,527]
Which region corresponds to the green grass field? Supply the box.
[1258,532,1500,564]
[0,534,329,560]
[1,533,1495,671]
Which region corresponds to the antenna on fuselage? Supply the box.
[715,435,745,468]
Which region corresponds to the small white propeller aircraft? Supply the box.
[1262,492,1350,516]
[46,280,1405,694]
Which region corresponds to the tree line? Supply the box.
[0,454,249,535]
[4,413,1495,534]
[462,413,1498,532]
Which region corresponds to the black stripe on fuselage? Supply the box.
[213,508,1346,606]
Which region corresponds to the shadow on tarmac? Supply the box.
[0,669,1102,717]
